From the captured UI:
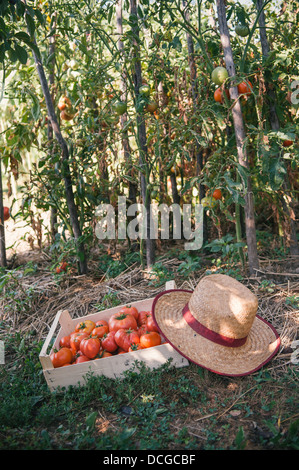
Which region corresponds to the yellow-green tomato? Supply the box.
[201,197,217,208]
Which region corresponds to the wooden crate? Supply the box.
[39,281,189,392]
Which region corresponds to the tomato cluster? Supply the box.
[50,306,164,368]
[55,261,68,274]
[214,80,253,103]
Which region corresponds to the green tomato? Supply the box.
[139,84,151,97]
[200,197,217,209]
[211,67,229,86]
[235,24,250,37]
[113,101,127,116]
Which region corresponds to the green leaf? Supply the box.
[107,6,114,24]
[25,13,35,39]
[14,31,31,42]
[34,8,45,25]
[0,43,5,62]
[268,157,286,190]
[14,43,28,64]
[85,411,97,431]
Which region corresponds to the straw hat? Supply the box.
[152,274,280,376]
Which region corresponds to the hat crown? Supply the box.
[188,274,258,340]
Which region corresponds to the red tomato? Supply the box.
[117,348,126,354]
[3,207,10,221]
[75,354,90,364]
[128,343,144,352]
[96,350,113,359]
[119,305,139,320]
[214,87,229,103]
[137,324,150,337]
[75,320,95,335]
[80,336,101,359]
[140,332,161,349]
[237,80,253,96]
[114,328,140,352]
[283,140,293,147]
[137,311,151,326]
[101,331,118,353]
[92,320,109,338]
[58,96,71,111]
[212,189,222,200]
[59,335,71,349]
[108,312,137,332]
[96,319,109,328]
[50,347,73,368]
[146,315,159,333]
[60,262,68,271]
[70,331,89,352]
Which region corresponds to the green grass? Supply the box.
[0,328,298,450]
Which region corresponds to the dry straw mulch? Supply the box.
[1,254,298,378]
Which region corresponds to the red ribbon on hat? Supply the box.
[182,303,248,348]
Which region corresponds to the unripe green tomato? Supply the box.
[113,101,127,115]
[139,84,151,97]
[235,24,250,37]
[211,67,229,86]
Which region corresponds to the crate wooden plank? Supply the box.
[39,281,189,392]
[43,343,188,392]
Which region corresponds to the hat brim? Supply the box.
[152,289,281,377]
